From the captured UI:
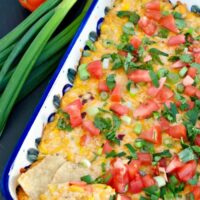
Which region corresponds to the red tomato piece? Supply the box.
[129,174,144,194]
[195,134,200,146]
[19,0,45,11]
[130,37,141,49]
[118,50,128,57]
[194,53,200,64]
[128,69,151,83]
[155,86,174,103]
[167,34,185,46]
[193,186,200,200]
[145,9,162,21]
[110,103,129,116]
[177,160,197,182]
[171,60,186,68]
[103,140,113,154]
[111,84,121,102]
[166,156,184,173]
[196,90,200,99]
[134,100,159,119]
[147,77,166,97]
[82,120,100,136]
[187,67,197,78]
[80,134,91,146]
[145,0,160,10]
[87,60,103,79]
[184,85,197,97]
[142,175,156,188]
[98,80,109,92]
[137,152,152,165]
[127,160,141,180]
[159,117,170,131]
[65,99,83,127]
[140,125,162,144]
[160,15,179,33]
[167,124,187,140]
[138,16,157,36]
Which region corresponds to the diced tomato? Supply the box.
[194,53,200,64]
[128,69,151,83]
[140,125,162,144]
[134,100,159,119]
[127,160,141,180]
[195,134,200,146]
[138,16,157,36]
[167,34,185,46]
[116,194,131,200]
[158,158,167,168]
[166,156,184,173]
[142,175,155,188]
[98,80,109,92]
[65,99,83,127]
[192,186,200,200]
[145,0,160,10]
[130,37,141,49]
[82,120,100,136]
[87,60,103,79]
[177,160,197,182]
[137,152,152,165]
[184,85,197,96]
[103,140,113,154]
[147,77,166,97]
[188,100,195,110]
[171,60,186,68]
[196,90,200,99]
[110,103,129,116]
[80,134,91,146]
[145,10,162,21]
[118,50,128,57]
[129,174,144,194]
[159,117,170,131]
[111,84,121,102]
[187,67,197,78]
[167,124,187,140]
[182,75,194,86]
[155,86,174,103]
[160,15,179,33]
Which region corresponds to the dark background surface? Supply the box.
[0,0,53,198]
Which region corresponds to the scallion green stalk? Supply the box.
[0,0,62,52]
[0,0,77,134]
[0,10,55,86]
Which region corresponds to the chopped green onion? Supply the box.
[83,50,91,57]
[153,150,172,162]
[180,54,193,63]
[125,143,137,159]
[154,176,166,187]
[123,22,135,35]
[144,185,160,197]
[163,138,174,148]
[157,68,169,79]
[134,123,142,135]
[86,106,99,117]
[176,83,185,93]
[121,115,132,125]
[178,147,197,163]
[157,28,169,38]
[78,64,90,81]
[106,150,126,158]
[80,159,91,168]
[81,175,94,184]
[167,72,180,84]
[100,92,109,100]
[106,74,116,90]
[179,67,188,77]
[85,39,96,51]
[149,70,159,88]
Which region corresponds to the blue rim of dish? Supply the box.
[1,0,99,199]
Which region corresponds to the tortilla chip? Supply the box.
[18,155,65,200]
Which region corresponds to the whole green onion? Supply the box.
[0,0,77,134]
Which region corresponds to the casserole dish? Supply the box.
[1,0,200,199]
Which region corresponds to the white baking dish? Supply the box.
[1,0,199,199]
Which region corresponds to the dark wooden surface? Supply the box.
[0,1,51,198]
